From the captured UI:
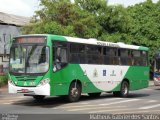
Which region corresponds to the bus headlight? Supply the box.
[8,80,15,86]
[38,78,50,87]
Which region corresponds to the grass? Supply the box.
[0,75,8,88]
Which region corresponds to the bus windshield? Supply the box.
[9,45,49,74]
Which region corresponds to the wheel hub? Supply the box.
[71,88,78,97]
[122,84,128,95]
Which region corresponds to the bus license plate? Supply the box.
[21,89,29,93]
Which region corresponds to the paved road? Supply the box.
[0,85,160,119]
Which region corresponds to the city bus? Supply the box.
[8,34,149,102]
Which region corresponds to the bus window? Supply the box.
[70,43,85,64]
[141,51,148,66]
[103,47,110,64]
[38,47,47,64]
[132,50,140,66]
[86,45,102,64]
[131,50,148,66]
[56,48,67,63]
[103,47,118,65]
[53,42,68,72]
[119,49,130,65]
[10,45,49,74]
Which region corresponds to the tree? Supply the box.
[23,0,160,61]
[127,0,160,58]
[23,0,101,38]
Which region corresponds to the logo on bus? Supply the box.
[93,69,98,77]
[103,70,107,76]
[110,70,116,76]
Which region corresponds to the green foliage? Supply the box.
[127,0,160,59]
[23,0,160,61]
[23,0,101,38]
[0,75,8,87]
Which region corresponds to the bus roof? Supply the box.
[64,36,149,51]
[15,34,149,51]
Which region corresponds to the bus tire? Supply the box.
[120,81,129,97]
[113,81,129,97]
[33,95,45,101]
[88,92,101,97]
[68,82,81,102]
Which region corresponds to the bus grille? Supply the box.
[15,76,37,81]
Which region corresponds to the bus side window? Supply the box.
[70,43,85,64]
[103,47,109,64]
[86,45,102,64]
[103,47,118,65]
[110,48,118,65]
[127,50,132,65]
[56,47,67,63]
[132,50,141,66]
[53,42,68,72]
[119,49,130,65]
[141,51,147,66]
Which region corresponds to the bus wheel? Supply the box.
[113,81,129,97]
[68,82,81,102]
[120,81,129,97]
[88,93,101,97]
[33,95,45,101]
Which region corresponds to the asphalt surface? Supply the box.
[0,82,160,120]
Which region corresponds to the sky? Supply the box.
[0,0,40,17]
[0,0,159,17]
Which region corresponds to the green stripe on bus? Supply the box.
[124,66,149,90]
[139,46,149,51]
[50,64,102,96]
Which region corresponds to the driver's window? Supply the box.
[59,48,67,63]
[53,42,68,72]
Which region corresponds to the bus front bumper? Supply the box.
[8,82,50,96]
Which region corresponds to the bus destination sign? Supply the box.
[15,37,46,44]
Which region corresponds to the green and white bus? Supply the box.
[8,34,149,102]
